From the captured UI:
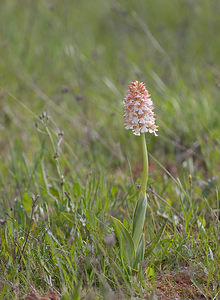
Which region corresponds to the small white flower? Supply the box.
[132,117,139,124]
[140,126,148,133]
[133,128,141,135]
[138,108,143,114]
[139,118,146,124]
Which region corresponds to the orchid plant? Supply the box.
[112,81,158,270]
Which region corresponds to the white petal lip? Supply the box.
[132,117,139,124]
[140,127,148,133]
[133,129,141,135]
[138,109,143,114]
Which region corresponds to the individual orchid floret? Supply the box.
[123,81,158,136]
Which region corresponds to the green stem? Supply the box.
[131,133,149,251]
[140,133,148,196]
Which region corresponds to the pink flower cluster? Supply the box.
[123,81,158,136]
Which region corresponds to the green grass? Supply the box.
[0,0,219,299]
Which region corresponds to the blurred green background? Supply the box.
[1,0,220,173]
[1,0,220,215]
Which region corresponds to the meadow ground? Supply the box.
[0,0,219,299]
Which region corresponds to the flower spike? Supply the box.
[123,81,158,136]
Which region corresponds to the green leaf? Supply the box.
[22,192,32,213]
[132,194,148,250]
[135,234,145,266]
[0,283,8,299]
[146,267,155,279]
[111,216,135,267]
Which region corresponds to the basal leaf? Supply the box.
[132,194,148,250]
[111,216,135,267]
[135,234,145,266]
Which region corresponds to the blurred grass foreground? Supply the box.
[0,0,219,299]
